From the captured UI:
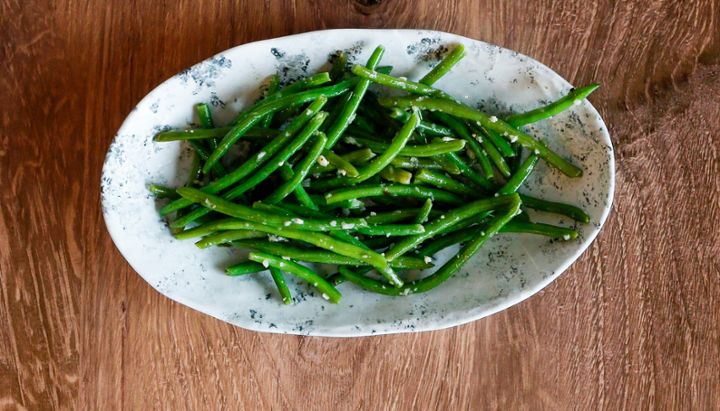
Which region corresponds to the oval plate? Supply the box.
[102,29,614,337]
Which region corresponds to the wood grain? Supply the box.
[1,0,719,409]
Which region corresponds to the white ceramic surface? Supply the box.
[101,29,614,337]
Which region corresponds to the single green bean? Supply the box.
[518,194,590,223]
[357,224,425,236]
[413,169,478,197]
[269,267,294,305]
[159,97,328,216]
[431,153,461,175]
[278,164,318,211]
[429,111,493,178]
[389,108,454,136]
[325,184,465,206]
[496,154,539,196]
[414,199,433,224]
[175,218,253,240]
[377,97,583,178]
[320,149,359,177]
[509,143,523,174]
[265,133,328,204]
[309,148,375,174]
[364,208,437,225]
[148,184,181,200]
[419,44,466,86]
[249,252,342,304]
[473,129,512,178]
[189,140,228,177]
[325,45,385,148]
[468,121,516,158]
[329,51,348,82]
[384,194,520,261]
[378,165,413,184]
[443,150,497,192]
[390,156,444,170]
[226,261,267,276]
[320,92,353,132]
[351,65,439,96]
[345,136,466,157]
[195,230,267,249]
[505,84,601,128]
[154,127,278,142]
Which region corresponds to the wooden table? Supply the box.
[2,0,719,409]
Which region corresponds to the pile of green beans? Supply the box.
[150,43,597,305]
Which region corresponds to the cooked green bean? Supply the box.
[320,149,359,177]
[159,97,328,216]
[357,224,425,236]
[364,208,439,225]
[154,127,278,142]
[328,51,348,82]
[260,74,281,128]
[278,164,318,210]
[431,112,494,179]
[390,156,444,170]
[188,140,228,177]
[309,148,375,174]
[417,221,579,257]
[351,65,439,96]
[265,133,327,204]
[509,143,523,174]
[249,252,342,304]
[419,44,466,86]
[378,165,413,184]
[174,218,253,240]
[473,129,512,178]
[361,236,397,250]
[269,267,294,305]
[468,121,516,158]
[413,169,478,197]
[149,184,180,200]
[325,184,465,206]
[496,154,538,196]
[352,115,376,132]
[431,153,461,175]
[443,150,497,192]
[195,229,267,249]
[388,108,454,137]
[505,84,601,128]
[345,136,466,157]
[325,45,385,148]
[377,97,583,178]
[518,194,590,223]
[226,261,267,276]
[320,92,353,132]
[384,194,520,261]
[415,199,433,224]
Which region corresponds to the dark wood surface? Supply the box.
[2,0,719,409]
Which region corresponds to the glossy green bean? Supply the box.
[225,261,267,276]
[320,149,359,177]
[414,199,433,224]
[174,218,253,240]
[377,97,583,178]
[378,165,413,184]
[364,208,439,225]
[413,169,478,197]
[354,110,421,181]
[351,65,439,95]
[159,97,329,216]
[357,224,425,236]
[269,267,294,305]
[390,156,444,170]
[473,129,512,178]
[265,133,327,204]
[468,121,516,158]
[149,184,180,200]
[188,140,228,177]
[518,194,590,223]
[154,127,278,142]
[279,165,318,210]
[431,153,461,175]
[325,184,465,206]
[325,45,385,148]
[443,150,497,192]
[505,84,601,128]
[419,45,466,86]
[429,111,493,179]
[496,154,539,196]
[329,51,348,82]
[345,136,466,157]
[309,148,375,174]
[195,229,267,249]
[248,252,342,304]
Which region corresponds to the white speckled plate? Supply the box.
[102,29,614,337]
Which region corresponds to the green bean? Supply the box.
[265,133,327,204]
[344,125,385,142]
[360,91,404,136]
[431,153,461,175]
[505,84,601,128]
[509,143,523,174]
[204,77,361,173]
[329,51,348,82]
[354,109,420,181]
[278,165,318,210]
[345,136,466,157]
[513,208,531,223]
[233,239,430,270]
[518,194,590,223]
[188,140,228,177]
[468,121,516,158]
[414,199,433,224]
[413,169,478,197]
[309,148,375,174]
[378,165,413,184]
[320,92,353,132]
[275,203,332,220]
[436,210,493,235]
[249,252,342,304]
[226,261,267,276]
[377,97,583,178]
[352,115,376,133]
[357,224,425,236]
[148,184,181,200]
[175,218,253,240]
[390,156,443,170]
[496,154,539,196]
[162,104,327,218]
[197,103,216,129]
[429,111,493,178]
[419,44,466,86]
[417,221,579,257]
[325,45,385,148]
[361,236,397,250]
[249,73,332,113]
[364,208,435,225]
[195,230,267,248]
[443,150,497,192]
[154,127,278,142]
[260,74,281,128]
[389,108,454,137]
[473,129,512,178]
[384,194,520,261]
[308,194,364,211]
[325,184,465,206]
[268,267,294,305]
[252,201,294,216]
[339,200,519,296]
[351,65,439,96]
[319,149,359,177]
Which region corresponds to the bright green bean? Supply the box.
[468,121,516,158]
[414,199,433,224]
[377,97,583,178]
[505,84,601,128]
[351,65,439,95]
[390,156,444,170]
[429,111,493,178]
[325,184,465,206]
[518,194,590,223]
[345,136,466,157]
[357,224,425,236]
[320,149,359,177]
[378,165,413,184]
[249,252,342,304]
[443,150,497,192]
[496,154,539,196]
[154,127,278,142]
[226,261,267,276]
[419,44,466,86]
[269,267,294,305]
[309,148,375,174]
[265,133,327,204]
[195,230,267,249]
[430,153,461,175]
[473,129,512,178]
[413,169,478,197]
[149,184,180,200]
[278,165,318,211]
